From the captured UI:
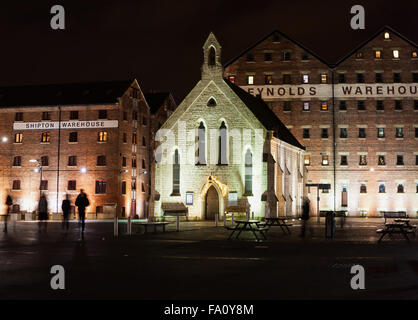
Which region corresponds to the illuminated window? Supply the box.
[41,156,49,167]
[283,101,291,112]
[197,122,206,165]
[375,50,382,59]
[395,100,402,110]
[359,155,367,166]
[70,111,79,120]
[377,128,385,138]
[412,51,418,59]
[265,75,273,85]
[12,180,21,190]
[68,156,77,166]
[339,101,347,110]
[283,74,291,84]
[393,73,401,83]
[42,112,51,120]
[320,74,327,83]
[379,183,386,193]
[321,128,329,139]
[283,51,291,61]
[121,181,126,195]
[375,72,383,83]
[244,149,253,195]
[98,110,107,119]
[338,73,346,83]
[246,54,254,62]
[40,180,48,191]
[355,52,364,59]
[228,76,235,83]
[322,155,329,166]
[95,180,106,194]
[303,102,310,111]
[393,50,399,59]
[172,150,180,195]
[395,127,403,138]
[41,132,50,143]
[15,112,23,121]
[304,155,310,166]
[68,180,76,191]
[11,156,21,167]
[98,131,108,142]
[97,155,106,166]
[384,32,390,39]
[397,184,404,193]
[340,155,348,166]
[357,101,366,110]
[360,184,367,193]
[321,102,328,111]
[376,100,384,110]
[14,133,23,143]
[302,74,309,84]
[357,73,365,83]
[264,53,272,61]
[69,132,78,142]
[396,155,404,166]
[303,128,310,139]
[378,155,386,166]
[218,121,228,165]
[340,128,347,138]
[247,75,254,85]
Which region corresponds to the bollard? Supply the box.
[246,210,249,221]
[215,213,219,227]
[223,213,227,227]
[176,216,180,232]
[251,211,254,220]
[231,213,234,224]
[127,216,132,236]
[114,216,118,237]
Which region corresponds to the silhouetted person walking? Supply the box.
[301,197,310,237]
[75,189,90,237]
[4,195,12,233]
[38,193,48,233]
[61,194,71,232]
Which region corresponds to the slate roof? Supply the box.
[0,80,134,108]
[144,92,171,114]
[225,80,305,150]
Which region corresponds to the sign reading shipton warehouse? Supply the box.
[13,120,119,130]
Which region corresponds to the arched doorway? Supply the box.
[205,185,219,220]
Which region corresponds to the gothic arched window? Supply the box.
[244,149,253,195]
[197,122,206,165]
[208,47,216,66]
[172,150,180,195]
[218,121,227,165]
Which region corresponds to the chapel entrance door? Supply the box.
[205,185,219,220]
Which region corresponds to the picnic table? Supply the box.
[377,222,415,243]
[226,220,268,241]
[264,217,293,234]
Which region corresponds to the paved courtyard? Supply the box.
[1,218,418,300]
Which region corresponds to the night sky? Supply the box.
[0,0,417,103]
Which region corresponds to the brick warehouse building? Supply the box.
[224,26,418,217]
[0,80,176,219]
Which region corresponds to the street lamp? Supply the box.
[1,136,7,143]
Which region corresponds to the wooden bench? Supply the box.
[135,221,171,233]
[383,211,407,224]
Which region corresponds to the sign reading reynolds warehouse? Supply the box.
[243,83,418,99]
[13,120,119,130]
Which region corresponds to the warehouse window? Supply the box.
[122,156,127,167]
[98,131,108,142]
[95,181,106,194]
[415,101,418,111]
[68,156,77,166]
[339,101,347,111]
[412,51,418,59]
[379,183,386,193]
[356,52,364,59]
[357,73,365,83]
[246,54,254,62]
[12,180,21,190]
[264,53,272,62]
[359,155,367,166]
[283,74,291,84]
[272,32,280,42]
[397,184,405,193]
[70,111,79,120]
[303,128,310,139]
[375,73,383,83]
[14,133,23,143]
[338,74,346,83]
[172,150,180,195]
[40,180,48,191]
[123,132,127,143]
[15,112,23,121]
[321,102,328,111]
[142,183,145,193]
[41,132,51,143]
[132,111,138,121]
[68,180,76,191]
[375,50,382,59]
[121,181,126,195]
[322,155,329,166]
[395,127,404,138]
[197,122,206,165]
[340,128,347,139]
[265,75,273,85]
[13,156,22,167]
[384,32,390,40]
[396,155,404,166]
[360,184,367,194]
[302,74,309,84]
[142,159,146,169]
[301,53,309,61]
[218,121,228,165]
[283,51,291,61]
[377,128,385,138]
[41,156,49,167]
[320,74,327,83]
[123,112,128,121]
[340,156,348,166]
[244,149,253,195]
[283,101,291,112]
[393,73,401,83]
[97,155,106,166]
[142,136,146,146]
[376,100,384,110]
[415,127,418,138]
[378,155,386,166]
[69,132,78,143]
[304,155,310,166]
[358,128,366,138]
[247,75,254,85]
[42,112,51,120]
[358,101,366,110]
[393,50,400,59]
[395,100,402,110]
[413,73,418,83]
[303,102,310,111]
[132,158,137,168]
[98,110,107,119]
[321,128,329,139]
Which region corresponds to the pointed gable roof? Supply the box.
[0,80,135,108]
[144,92,173,114]
[224,29,330,68]
[225,79,305,150]
[334,25,418,67]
